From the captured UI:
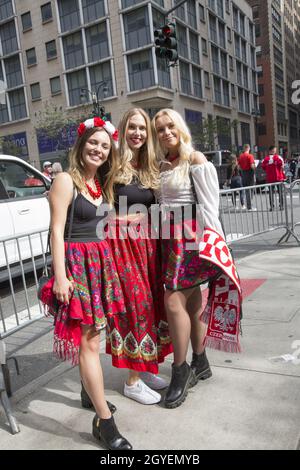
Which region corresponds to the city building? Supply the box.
[248,0,300,156]
[0,0,258,167]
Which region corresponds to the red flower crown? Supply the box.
[77,117,118,142]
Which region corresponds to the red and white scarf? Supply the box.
[200,227,242,353]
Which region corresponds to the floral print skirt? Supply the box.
[52,240,126,365]
[162,217,221,291]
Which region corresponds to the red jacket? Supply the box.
[261,154,285,183]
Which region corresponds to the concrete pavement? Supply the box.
[0,234,299,450]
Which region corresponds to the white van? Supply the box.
[0,155,51,280]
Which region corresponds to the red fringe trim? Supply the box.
[203,336,242,353]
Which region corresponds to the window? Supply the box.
[123,7,150,50]
[258,84,264,96]
[209,14,218,43]
[63,32,85,70]
[218,21,226,48]
[82,0,105,24]
[227,26,231,42]
[177,24,188,58]
[50,76,61,95]
[127,49,155,91]
[187,0,197,29]
[67,69,87,106]
[45,40,57,60]
[26,47,37,66]
[190,31,200,64]
[202,38,208,55]
[8,88,27,120]
[231,83,236,98]
[41,3,52,23]
[223,81,230,106]
[89,61,113,98]
[30,82,41,101]
[211,45,219,74]
[21,12,32,31]
[157,57,171,89]
[259,103,265,116]
[85,22,109,62]
[0,161,45,197]
[192,66,202,98]
[216,0,224,18]
[204,71,210,88]
[0,20,18,55]
[199,4,205,22]
[58,0,80,33]
[214,76,222,104]
[225,0,230,14]
[180,61,191,95]
[220,51,227,78]
[4,55,23,88]
[0,1,14,21]
[229,55,234,70]
[174,0,186,21]
[0,98,9,124]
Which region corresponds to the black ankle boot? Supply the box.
[190,350,212,387]
[164,361,194,409]
[81,383,117,414]
[92,414,133,450]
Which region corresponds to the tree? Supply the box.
[34,103,85,169]
[190,117,238,152]
[0,136,23,157]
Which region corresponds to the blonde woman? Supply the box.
[107,108,172,404]
[42,117,132,450]
[152,109,242,408]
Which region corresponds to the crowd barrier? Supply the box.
[1,181,299,433]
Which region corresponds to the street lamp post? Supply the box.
[80,81,108,119]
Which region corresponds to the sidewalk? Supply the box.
[0,239,300,450]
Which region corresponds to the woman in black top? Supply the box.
[226,155,246,209]
[45,117,132,450]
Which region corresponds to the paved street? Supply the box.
[0,227,299,450]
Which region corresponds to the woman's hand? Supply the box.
[53,277,74,304]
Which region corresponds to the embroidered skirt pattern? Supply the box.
[106,222,172,373]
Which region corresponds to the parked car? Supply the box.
[0,155,51,281]
[204,150,232,188]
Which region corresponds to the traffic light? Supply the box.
[154,23,178,64]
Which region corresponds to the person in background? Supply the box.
[225,155,246,209]
[261,145,285,211]
[51,162,63,180]
[42,161,53,179]
[238,144,256,211]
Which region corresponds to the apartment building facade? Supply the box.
[0,0,258,167]
[249,0,300,156]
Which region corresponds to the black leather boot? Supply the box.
[164,361,194,409]
[81,382,116,414]
[190,350,212,387]
[92,414,133,450]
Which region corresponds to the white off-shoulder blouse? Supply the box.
[157,161,224,236]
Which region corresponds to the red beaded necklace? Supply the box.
[85,176,102,200]
[167,154,179,163]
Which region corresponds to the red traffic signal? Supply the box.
[154,23,178,63]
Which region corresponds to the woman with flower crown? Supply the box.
[43,117,132,450]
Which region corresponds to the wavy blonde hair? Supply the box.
[68,127,118,205]
[112,108,159,189]
[152,108,195,164]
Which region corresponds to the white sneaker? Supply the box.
[124,379,161,405]
[247,207,257,212]
[241,205,246,210]
[139,372,168,390]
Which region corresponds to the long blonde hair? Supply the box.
[152,108,194,164]
[113,108,159,189]
[68,127,118,205]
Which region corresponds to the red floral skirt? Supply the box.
[162,217,221,291]
[41,240,126,365]
[106,222,172,373]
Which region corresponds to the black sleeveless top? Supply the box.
[64,193,110,242]
[114,182,155,210]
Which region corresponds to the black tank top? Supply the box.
[114,182,155,210]
[64,193,110,242]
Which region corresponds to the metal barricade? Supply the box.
[278,179,300,245]
[219,182,290,244]
[0,227,49,434]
